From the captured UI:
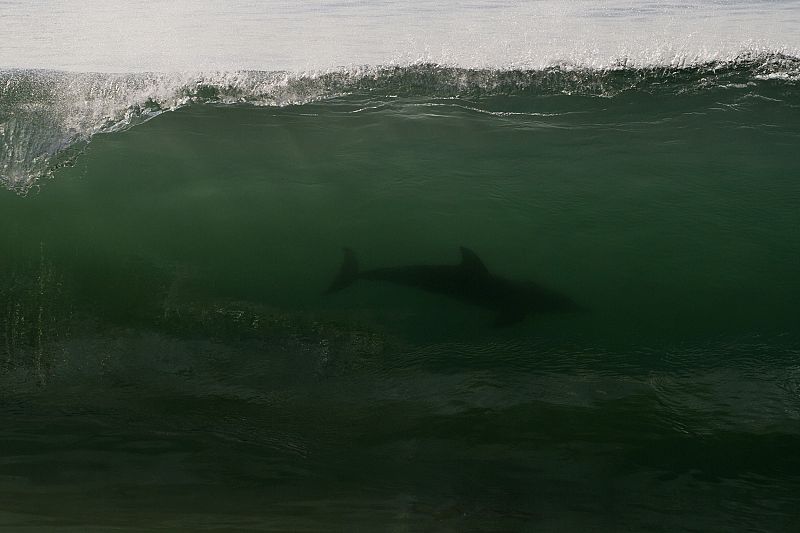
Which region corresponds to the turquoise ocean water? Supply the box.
[2,1,800,530]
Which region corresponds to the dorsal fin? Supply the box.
[326,248,359,294]
[459,247,489,276]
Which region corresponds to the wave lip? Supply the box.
[2,52,800,192]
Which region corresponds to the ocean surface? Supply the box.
[2,1,800,531]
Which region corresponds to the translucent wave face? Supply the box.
[0,0,799,72]
[2,55,800,192]
[2,1,799,191]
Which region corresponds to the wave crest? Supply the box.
[2,52,799,192]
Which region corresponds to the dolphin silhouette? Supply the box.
[326,247,581,326]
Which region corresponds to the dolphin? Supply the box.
[326,247,582,326]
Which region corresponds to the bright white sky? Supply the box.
[1,0,799,71]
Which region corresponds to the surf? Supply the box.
[2,53,800,192]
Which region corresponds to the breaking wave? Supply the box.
[2,51,799,192]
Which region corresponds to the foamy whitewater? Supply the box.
[1,2,800,531]
[2,0,800,191]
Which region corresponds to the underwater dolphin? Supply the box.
[326,247,581,326]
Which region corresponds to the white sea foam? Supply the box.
[1,1,800,191]
[1,53,799,192]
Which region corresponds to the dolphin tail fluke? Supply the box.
[326,248,359,294]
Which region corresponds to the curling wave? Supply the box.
[2,52,799,192]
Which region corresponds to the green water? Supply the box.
[2,87,800,530]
